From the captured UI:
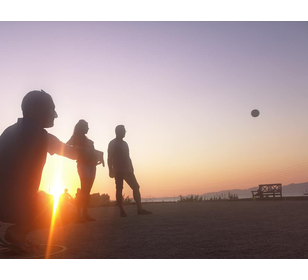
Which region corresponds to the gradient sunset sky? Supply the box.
[0,21,307,200]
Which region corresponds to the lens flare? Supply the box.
[50,171,64,214]
[46,169,64,258]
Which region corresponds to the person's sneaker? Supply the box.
[137,209,153,215]
[120,211,128,217]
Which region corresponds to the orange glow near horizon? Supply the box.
[40,155,80,199]
[38,141,308,201]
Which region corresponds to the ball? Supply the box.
[251,109,260,117]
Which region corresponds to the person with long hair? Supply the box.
[67,120,104,222]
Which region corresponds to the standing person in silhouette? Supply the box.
[74,188,83,223]
[67,120,104,222]
[108,125,152,217]
[60,188,73,202]
[0,90,103,252]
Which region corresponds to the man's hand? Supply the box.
[97,159,105,167]
[109,170,115,178]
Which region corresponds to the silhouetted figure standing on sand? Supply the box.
[67,120,104,222]
[0,90,103,253]
[108,125,152,217]
[60,188,73,202]
[74,188,83,222]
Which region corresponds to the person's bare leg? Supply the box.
[115,175,127,217]
[132,188,142,211]
[116,189,127,217]
[81,177,95,221]
[132,188,152,215]
[125,173,152,215]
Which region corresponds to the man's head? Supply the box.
[21,90,58,128]
[115,125,126,139]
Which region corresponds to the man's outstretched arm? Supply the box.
[47,133,103,164]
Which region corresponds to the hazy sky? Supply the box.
[0,21,307,199]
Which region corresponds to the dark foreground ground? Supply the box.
[1,199,308,259]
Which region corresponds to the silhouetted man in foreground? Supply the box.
[108,125,152,217]
[0,90,102,252]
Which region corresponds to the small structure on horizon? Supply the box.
[251,183,282,198]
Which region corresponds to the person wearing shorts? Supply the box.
[108,125,152,217]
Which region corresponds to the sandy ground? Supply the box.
[1,199,308,259]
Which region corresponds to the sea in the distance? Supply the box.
[141,193,308,203]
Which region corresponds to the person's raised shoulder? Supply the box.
[108,138,117,147]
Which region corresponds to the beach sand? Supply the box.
[1,200,308,259]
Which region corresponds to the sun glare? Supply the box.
[46,169,64,258]
[50,171,64,214]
